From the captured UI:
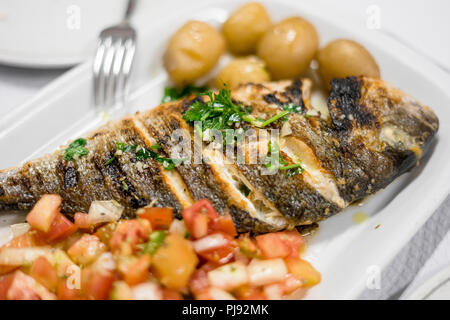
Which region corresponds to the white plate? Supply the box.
[0,0,128,68]
[404,265,450,300]
[1,0,450,299]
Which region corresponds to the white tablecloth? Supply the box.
[0,0,449,299]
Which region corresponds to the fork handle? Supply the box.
[124,0,136,21]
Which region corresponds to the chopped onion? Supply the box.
[247,258,287,286]
[132,282,163,300]
[92,252,115,271]
[168,219,187,237]
[207,262,249,291]
[87,200,124,225]
[263,283,284,300]
[193,233,229,253]
[10,223,30,238]
[281,121,292,137]
[0,247,52,266]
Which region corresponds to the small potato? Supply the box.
[257,17,319,80]
[317,39,380,88]
[216,57,270,89]
[222,2,272,55]
[164,21,225,86]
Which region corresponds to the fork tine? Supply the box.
[111,40,127,105]
[101,37,117,108]
[93,37,108,108]
[104,38,125,108]
[117,38,136,106]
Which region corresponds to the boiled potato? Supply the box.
[317,39,380,89]
[163,21,225,86]
[216,57,270,89]
[222,2,272,55]
[257,17,319,80]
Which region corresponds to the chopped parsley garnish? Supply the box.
[282,103,302,114]
[104,142,137,165]
[135,147,181,170]
[239,184,251,197]
[116,142,138,153]
[141,231,166,255]
[162,85,207,103]
[265,140,304,177]
[183,87,258,131]
[105,142,180,170]
[65,138,88,161]
[182,88,302,142]
[150,142,162,150]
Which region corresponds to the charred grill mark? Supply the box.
[236,163,339,224]
[181,96,204,114]
[263,93,283,106]
[63,166,78,189]
[111,119,182,213]
[329,77,377,131]
[283,79,305,109]
[141,107,279,232]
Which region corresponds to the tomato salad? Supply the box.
[0,195,320,300]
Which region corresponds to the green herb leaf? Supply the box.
[282,103,302,114]
[141,231,166,255]
[239,184,251,197]
[162,85,207,103]
[65,138,88,161]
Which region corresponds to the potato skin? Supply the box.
[317,39,380,88]
[257,17,319,80]
[163,21,225,86]
[216,57,270,89]
[222,2,272,55]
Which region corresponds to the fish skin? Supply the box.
[0,77,439,233]
[137,104,284,233]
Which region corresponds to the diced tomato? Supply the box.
[94,223,117,247]
[38,212,77,244]
[30,256,58,292]
[67,234,106,265]
[284,257,321,287]
[162,288,183,300]
[188,262,218,295]
[119,255,151,286]
[0,231,46,275]
[138,207,174,230]
[6,270,56,300]
[57,280,83,300]
[193,232,235,265]
[0,274,14,300]
[281,231,305,258]
[182,199,219,239]
[26,194,61,232]
[182,200,237,239]
[255,231,305,259]
[74,212,91,229]
[82,267,115,300]
[211,213,237,236]
[109,219,151,254]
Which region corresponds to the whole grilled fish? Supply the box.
[0,77,439,233]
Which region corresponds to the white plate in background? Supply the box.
[0,0,450,299]
[0,0,128,68]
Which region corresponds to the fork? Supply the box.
[93,0,137,109]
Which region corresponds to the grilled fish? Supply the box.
[0,77,439,233]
